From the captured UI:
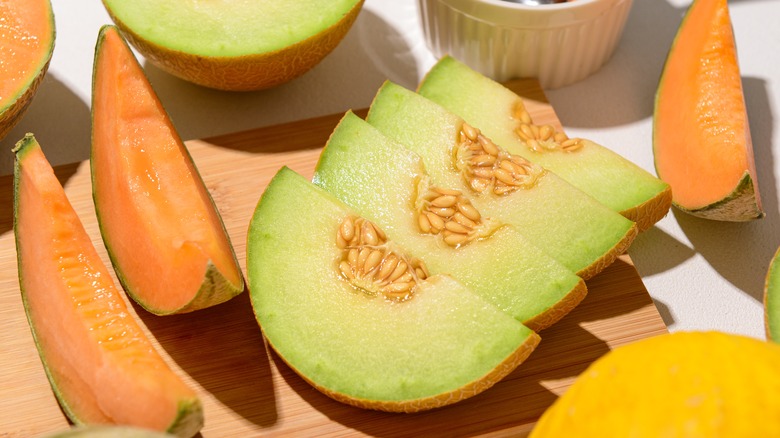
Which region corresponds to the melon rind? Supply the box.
[765,246,780,342]
[247,167,540,412]
[90,26,244,315]
[13,134,203,437]
[418,56,672,231]
[313,111,587,331]
[366,81,638,280]
[101,0,364,91]
[0,0,55,140]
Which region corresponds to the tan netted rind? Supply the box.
[266,330,541,414]
[621,186,673,232]
[576,223,638,280]
[524,278,587,332]
[675,172,763,222]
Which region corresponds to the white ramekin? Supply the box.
[418,0,633,89]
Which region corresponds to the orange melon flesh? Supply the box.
[0,0,55,138]
[653,0,761,220]
[13,135,202,436]
[91,26,243,314]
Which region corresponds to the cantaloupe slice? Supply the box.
[366,81,637,280]
[530,331,780,437]
[0,0,55,140]
[101,0,364,91]
[91,26,244,315]
[418,56,672,231]
[13,134,202,437]
[314,111,586,331]
[653,0,761,221]
[248,167,540,412]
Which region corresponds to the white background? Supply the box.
[3,0,780,339]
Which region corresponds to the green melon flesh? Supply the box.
[40,426,174,438]
[247,167,539,412]
[366,81,638,280]
[765,247,780,342]
[418,56,672,231]
[101,0,360,57]
[313,111,586,331]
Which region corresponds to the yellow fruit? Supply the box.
[531,331,780,437]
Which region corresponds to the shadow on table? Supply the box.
[140,8,421,146]
[673,76,778,304]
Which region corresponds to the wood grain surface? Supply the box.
[0,79,667,437]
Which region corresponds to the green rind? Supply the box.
[366,81,637,279]
[766,246,780,342]
[417,56,671,230]
[247,167,537,410]
[13,134,203,436]
[0,0,56,140]
[90,26,244,315]
[673,171,763,221]
[313,111,585,329]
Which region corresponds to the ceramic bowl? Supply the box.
[418,0,633,88]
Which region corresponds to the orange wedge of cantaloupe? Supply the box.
[530,331,780,437]
[91,26,244,315]
[653,0,762,221]
[0,0,55,140]
[13,134,203,436]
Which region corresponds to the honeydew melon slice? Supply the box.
[247,167,540,412]
[418,56,672,231]
[366,81,637,280]
[313,111,586,331]
[13,135,202,437]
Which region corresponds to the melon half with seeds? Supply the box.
[13,134,202,437]
[0,0,55,140]
[314,111,586,331]
[366,81,637,280]
[418,56,672,231]
[247,167,540,412]
[653,0,761,221]
[91,26,244,315]
[101,0,364,91]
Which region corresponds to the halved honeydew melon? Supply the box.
[0,0,55,140]
[101,0,364,91]
[13,134,202,437]
[91,26,244,315]
[247,167,540,412]
[313,111,586,331]
[418,56,672,231]
[366,81,638,280]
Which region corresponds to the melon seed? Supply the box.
[414,185,487,248]
[455,122,545,196]
[512,102,585,154]
[336,216,428,301]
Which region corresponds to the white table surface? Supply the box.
[3,0,779,339]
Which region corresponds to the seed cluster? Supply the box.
[513,103,584,153]
[417,186,483,248]
[455,122,545,196]
[336,216,429,301]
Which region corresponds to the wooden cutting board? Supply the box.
[0,79,667,437]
